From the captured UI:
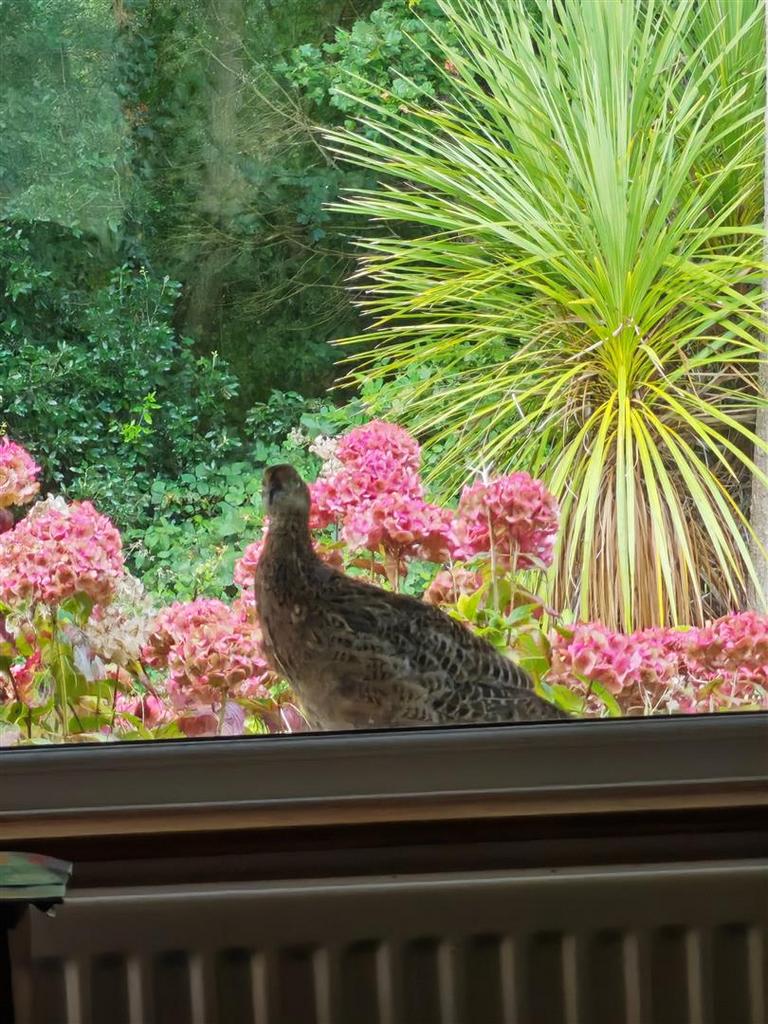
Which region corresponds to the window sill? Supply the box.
[1,714,766,845]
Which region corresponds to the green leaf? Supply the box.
[587,680,623,718]
[542,683,587,716]
[456,582,486,622]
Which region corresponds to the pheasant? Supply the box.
[253,464,568,730]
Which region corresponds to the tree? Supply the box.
[180,0,249,342]
[115,0,374,409]
[327,0,768,630]
[1,0,129,243]
[748,0,768,610]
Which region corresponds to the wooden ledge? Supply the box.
[1,714,766,844]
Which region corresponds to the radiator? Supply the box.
[11,861,767,1024]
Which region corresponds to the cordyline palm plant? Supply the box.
[326,0,768,630]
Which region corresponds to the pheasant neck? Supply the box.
[265,509,315,565]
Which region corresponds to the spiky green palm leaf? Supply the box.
[325,0,767,630]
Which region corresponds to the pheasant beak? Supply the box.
[263,468,280,509]
[265,471,279,506]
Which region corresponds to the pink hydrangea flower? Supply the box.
[549,623,690,703]
[630,626,690,688]
[9,649,43,707]
[0,497,124,606]
[548,618,768,714]
[336,420,420,473]
[114,691,169,729]
[0,438,41,509]
[233,539,265,599]
[142,597,273,707]
[309,474,356,529]
[175,702,246,738]
[165,611,270,705]
[686,612,768,680]
[343,493,458,564]
[275,704,308,733]
[233,533,344,604]
[143,598,241,667]
[454,473,559,569]
[236,676,272,701]
[309,420,424,528]
[549,622,644,694]
[423,566,484,607]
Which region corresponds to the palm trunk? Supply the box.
[183,0,247,342]
[747,0,768,611]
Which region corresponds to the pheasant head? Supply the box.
[261,464,314,565]
[263,464,311,519]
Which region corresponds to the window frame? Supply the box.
[1,714,766,846]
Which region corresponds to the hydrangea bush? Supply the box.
[548,616,768,715]
[0,427,765,746]
[0,437,41,536]
[0,497,123,607]
[0,437,41,510]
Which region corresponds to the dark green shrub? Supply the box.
[0,222,239,529]
[281,0,454,137]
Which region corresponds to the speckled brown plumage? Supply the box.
[253,465,568,730]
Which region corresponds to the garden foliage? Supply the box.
[1,428,764,747]
[0,227,238,528]
[1,0,768,738]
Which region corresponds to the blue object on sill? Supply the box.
[0,853,72,905]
